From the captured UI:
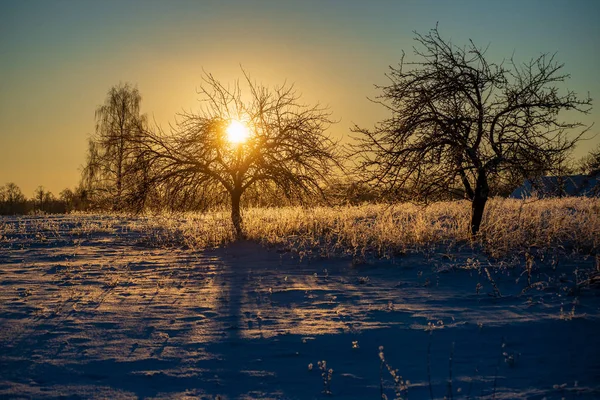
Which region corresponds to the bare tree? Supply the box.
[0,183,26,215]
[352,26,592,235]
[578,144,600,175]
[34,186,46,210]
[59,188,76,212]
[81,83,147,210]
[140,71,341,237]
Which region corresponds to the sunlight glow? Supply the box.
[226,120,250,144]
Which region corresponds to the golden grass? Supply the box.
[1,197,597,259]
[146,197,599,259]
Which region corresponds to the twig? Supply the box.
[446,342,455,400]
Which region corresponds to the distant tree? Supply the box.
[0,183,26,214]
[321,178,382,206]
[352,26,592,235]
[33,186,46,210]
[81,83,148,210]
[5,183,25,204]
[578,144,600,175]
[59,188,77,212]
[0,186,5,211]
[59,188,73,202]
[43,191,55,207]
[140,72,342,237]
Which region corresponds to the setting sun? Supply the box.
[226,120,250,144]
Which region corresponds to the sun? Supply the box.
[226,120,250,144]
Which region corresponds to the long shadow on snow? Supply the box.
[1,238,600,399]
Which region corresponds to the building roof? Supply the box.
[510,173,600,199]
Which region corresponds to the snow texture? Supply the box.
[1,215,599,399]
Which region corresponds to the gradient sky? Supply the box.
[1,0,599,196]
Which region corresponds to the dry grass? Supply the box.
[478,197,600,257]
[140,197,599,260]
[1,197,598,260]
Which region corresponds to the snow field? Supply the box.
[1,199,599,398]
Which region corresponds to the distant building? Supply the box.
[510,172,600,199]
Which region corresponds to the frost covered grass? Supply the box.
[1,197,599,259]
[1,199,599,399]
[129,197,600,260]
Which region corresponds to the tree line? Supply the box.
[0,183,90,215]
[3,27,596,236]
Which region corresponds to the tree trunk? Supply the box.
[470,170,489,236]
[115,135,124,211]
[231,189,243,239]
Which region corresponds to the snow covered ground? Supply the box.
[0,214,599,399]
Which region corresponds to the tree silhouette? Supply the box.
[352,26,592,235]
[140,72,341,237]
[59,188,76,212]
[34,186,46,211]
[81,83,148,210]
[0,183,26,214]
[578,144,600,175]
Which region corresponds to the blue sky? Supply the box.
[1,0,599,195]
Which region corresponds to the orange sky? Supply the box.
[1,0,599,196]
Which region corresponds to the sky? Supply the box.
[1,0,599,196]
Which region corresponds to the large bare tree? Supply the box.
[352,27,592,235]
[82,83,148,210]
[141,72,341,237]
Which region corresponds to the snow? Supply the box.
[1,214,599,399]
